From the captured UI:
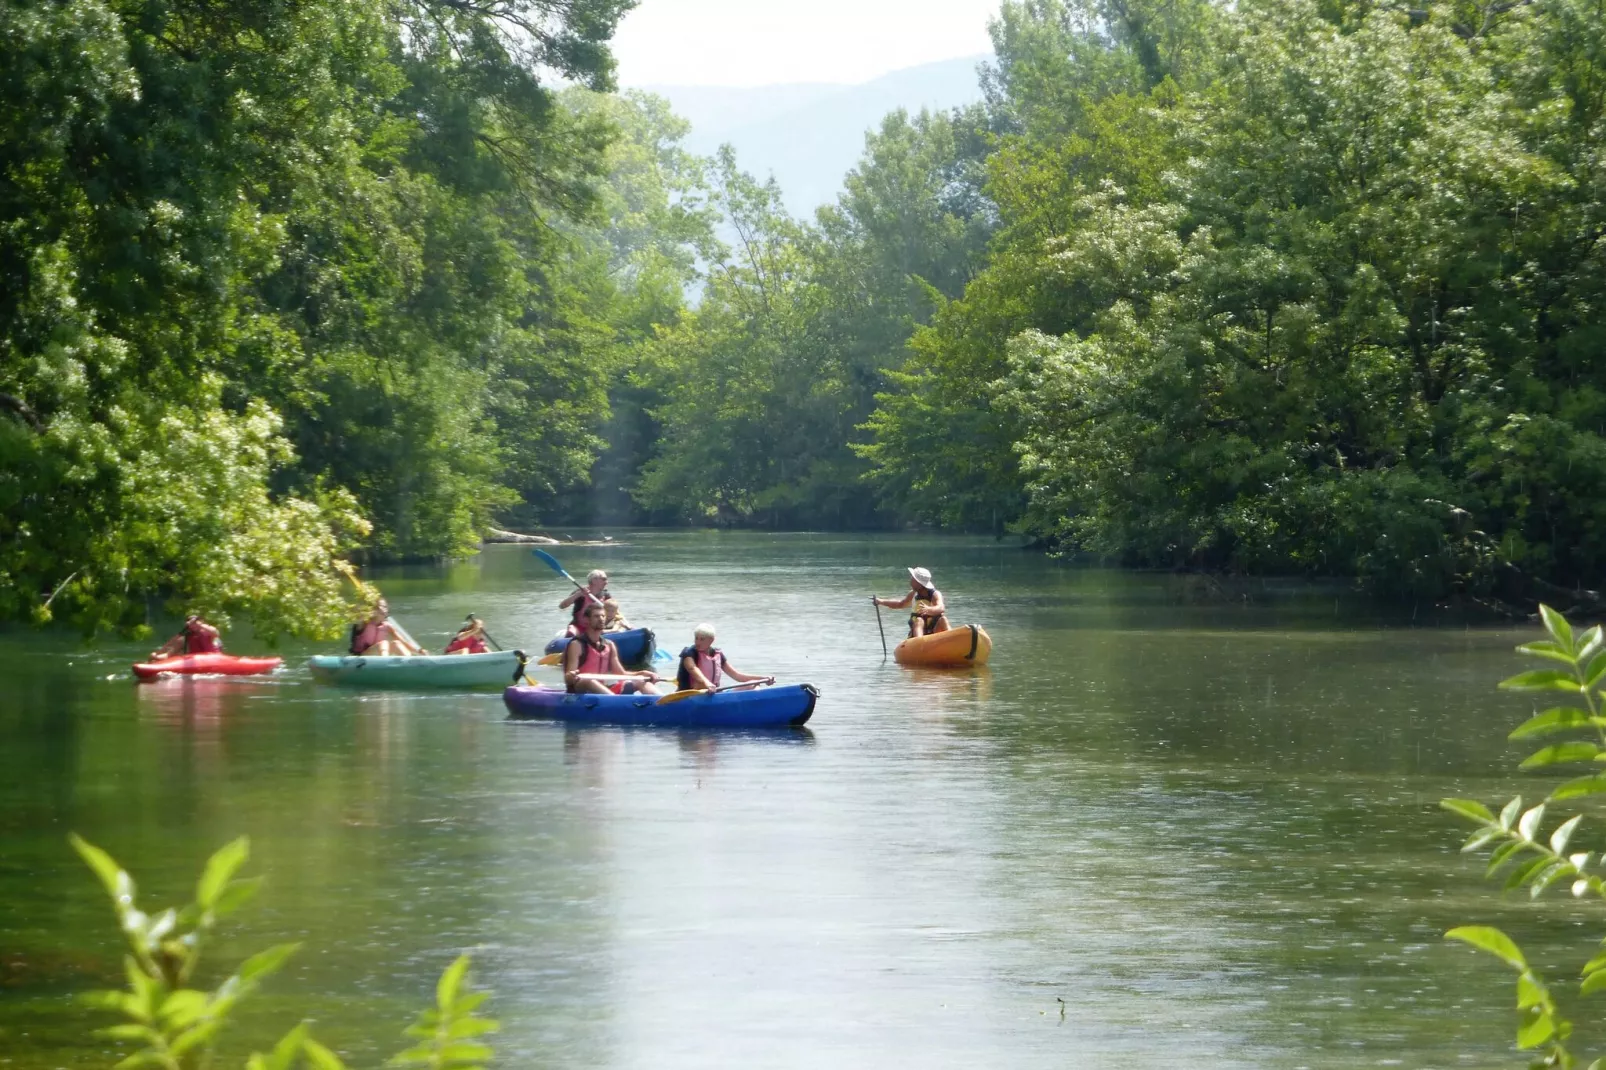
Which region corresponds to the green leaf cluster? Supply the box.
[71,833,497,1070]
[1442,605,1606,1067]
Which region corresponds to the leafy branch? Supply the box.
[1440,605,1606,1068]
[72,836,497,1070]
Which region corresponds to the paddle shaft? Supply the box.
[386,618,426,655]
[532,549,605,609]
[466,617,502,652]
[871,596,887,658]
[656,680,769,705]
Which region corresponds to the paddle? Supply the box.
[532,549,605,608]
[871,596,887,658]
[386,616,426,656]
[464,616,502,651]
[655,679,773,705]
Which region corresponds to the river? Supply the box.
[0,532,1588,1068]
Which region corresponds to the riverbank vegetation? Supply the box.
[4,0,1604,635]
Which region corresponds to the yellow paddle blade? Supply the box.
[536,653,561,666]
[654,689,705,705]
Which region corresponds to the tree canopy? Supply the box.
[6,0,1604,636]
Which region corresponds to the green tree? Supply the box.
[0,0,637,633]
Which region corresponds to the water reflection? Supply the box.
[0,533,1552,1068]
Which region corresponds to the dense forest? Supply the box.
[3,0,1605,636]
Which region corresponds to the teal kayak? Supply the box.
[307,651,521,689]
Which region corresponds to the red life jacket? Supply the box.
[183,622,221,654]
[570,587,610,627]
[444,634,488,654]
[676,645,724,691]
[566,635,615,691]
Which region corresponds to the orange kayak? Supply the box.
[893,624,992,668]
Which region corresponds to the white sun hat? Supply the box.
[908,566,934,587]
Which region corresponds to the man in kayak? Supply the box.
[676,624,774,693]
[149,615,222,661]
[350,597,426,656]
[565,602,661,694]
[559,569,611,636]
[873,567,951,637]
[443,616,490,655]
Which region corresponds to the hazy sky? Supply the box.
[612,0,1001,87]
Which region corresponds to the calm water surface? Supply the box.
[0,533,1587,1068]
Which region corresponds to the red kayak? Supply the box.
[131,654,283,681]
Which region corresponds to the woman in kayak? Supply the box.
[565,602,661,694]
[676,624,774,693]
[149,615,223,661]
[350,597,426,656]
[559,569,611,637]
[873,567,950,637]
[443,616,490,655]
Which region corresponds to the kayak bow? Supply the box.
[892,624,992,668]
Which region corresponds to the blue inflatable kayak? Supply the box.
[542,627,655,668]
[503,683,817,728]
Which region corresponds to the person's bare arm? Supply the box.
[877,591,915,609]
[563,641,583,686]
[721,659,774,685]
[150,635,185,660]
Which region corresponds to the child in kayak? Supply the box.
[676,624,774,693]
[565,602,661,695]
[603,598,631,632]
[149,615,222,661]
[559,569,611,637]
[350,597,426,656]
[443,616,491,655]
[873,567,951,637]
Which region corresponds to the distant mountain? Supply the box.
[636,82,843,141]
[638,55,990,218]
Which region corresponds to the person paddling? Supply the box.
[676,624,774,693]
[564,602,661,695]
[873,566,951,638]
[350,597,426,656]
[559,569,611,637]
[149,615,222,661]
[443,616,490,655]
